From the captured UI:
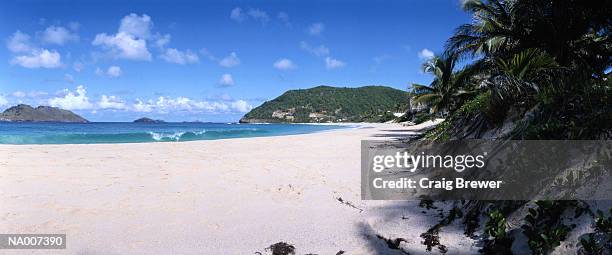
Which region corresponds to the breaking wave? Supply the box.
[0,122,345,144]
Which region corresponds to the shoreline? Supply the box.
[0,122,436,147]
[0,122,448,254]
[0,122,374,146]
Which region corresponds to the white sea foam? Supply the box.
[193,130,207,135]
[148,131,185,141]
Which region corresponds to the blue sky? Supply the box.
[0,0,470,122]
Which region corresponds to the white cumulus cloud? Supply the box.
[10,49,62,68]
[48,85,93,110]
[92,13,153,61]
[133,98,154,112]
[218,74,234,87]
[98,95,126,109]
[131,96,250,114]
[247,8,269,23]
[300,41,329,57]
[7,85,252,115]
[12,91,26,98]
[418,48,434,60]
[28,91,48,98]
[219,52,240,67]
[107,66,122,77]
[325,57,345,69]
[308,22,325,36]
[160,48,199,64]
[96,66,123,78]
[154,33,171,48]
[230,7,269,24]
[230,7,245,22]
[41,25,79,45]
[231,100,251,113]
[273,58,296,70]
[6,30,62,69]
[93,32,151,61]
[119,13,152,39]
[7,31,32,53]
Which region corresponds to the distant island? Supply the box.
[240,85,409,123]
[133,117,165,123]
[0,104,88,123]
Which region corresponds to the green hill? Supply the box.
[239,85,410,123]
[0,104,89,123]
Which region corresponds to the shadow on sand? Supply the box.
[369,128,425,140]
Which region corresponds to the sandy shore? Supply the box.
[0,120,477,254]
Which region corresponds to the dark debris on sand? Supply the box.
[262,242,295,255]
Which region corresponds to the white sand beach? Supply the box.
[0,120,479,254]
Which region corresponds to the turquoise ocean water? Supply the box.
[0,122,349,144]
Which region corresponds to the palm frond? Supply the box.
[413,93,441,105]
[410,83,434,94]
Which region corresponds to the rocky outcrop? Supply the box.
[0,104,88,123]
[133,117,165,123]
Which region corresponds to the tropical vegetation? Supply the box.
[406,0,611,253]
[240,85,409,123]
[409,0,610,140]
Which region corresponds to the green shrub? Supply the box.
[522,201,576,254]
[485,210,508,239]
[424,119,452,141]
[482,210,514,254]
[457,91,490,117]
[579,234,604,255]
[413,112,432,124]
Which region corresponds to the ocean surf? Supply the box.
[0,122,348,144]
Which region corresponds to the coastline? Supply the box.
[0,122,358,145]
[0,121,457,254]
[0,1,607,254]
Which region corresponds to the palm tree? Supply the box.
[447,0,610,76]
[445,0,520,59]
[421,0,609,140]
[443,0,609,119]
[411,55,455,115]
[478,48,559,105]
[411,54,477,115]
[511,0,611,74]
